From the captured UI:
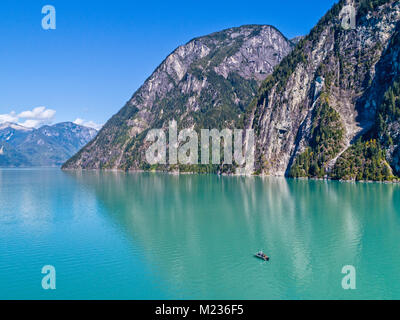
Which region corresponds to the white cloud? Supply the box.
[0,106,56,128]
[73,118,102,131]
[18,106,56,120]
[18,119,46,128]
[0,107,102,131]
[0,111,19,124]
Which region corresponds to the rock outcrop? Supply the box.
[63,25,294,171]
[247,0,400,180]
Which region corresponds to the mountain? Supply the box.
[0,122,97,167]
[62,25,295,171]
[290,36,305,45]
[246,0,400,181]
[64,0,400,182]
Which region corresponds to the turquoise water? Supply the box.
[0,168,399,299]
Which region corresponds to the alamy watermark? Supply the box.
[339,4,356,30]
[145,120,255,173]
[41,265,56,290]
[41,5,56,30]
[341,265,356,290]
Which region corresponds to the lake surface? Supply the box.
[0,168,399,299]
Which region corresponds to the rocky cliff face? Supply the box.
[64,0,400,181]
[247,0,400,180]
[63,25,294,171]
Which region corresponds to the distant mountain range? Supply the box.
[0,122,97,167]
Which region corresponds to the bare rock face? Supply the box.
[247,0,400,179]
[63,25,294,170]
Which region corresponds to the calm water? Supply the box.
[0,168,399,299]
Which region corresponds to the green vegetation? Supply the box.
[190,38,245,73]
[357,0,391,19]
[248,1,345,134]
[65,0,400,182]
[375,27,400,147]
[330,11,399,181]
[377,78,400,148]
[261,0,398,182]
[121,69,257,172]
[289,96,344,178]
[332,139,394,181]
[120,68,256,172]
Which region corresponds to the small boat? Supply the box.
[255,251,270,261]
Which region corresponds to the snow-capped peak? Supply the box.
[0,122,33,131]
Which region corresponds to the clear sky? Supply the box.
[0,0,337,129]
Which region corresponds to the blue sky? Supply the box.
[0,0,337,129]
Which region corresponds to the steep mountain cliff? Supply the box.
[64,0,400,181]
[0,122,97,167]
[63,25,294,171]
[246,0,400,181]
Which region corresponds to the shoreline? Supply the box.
[59,167,400,184]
